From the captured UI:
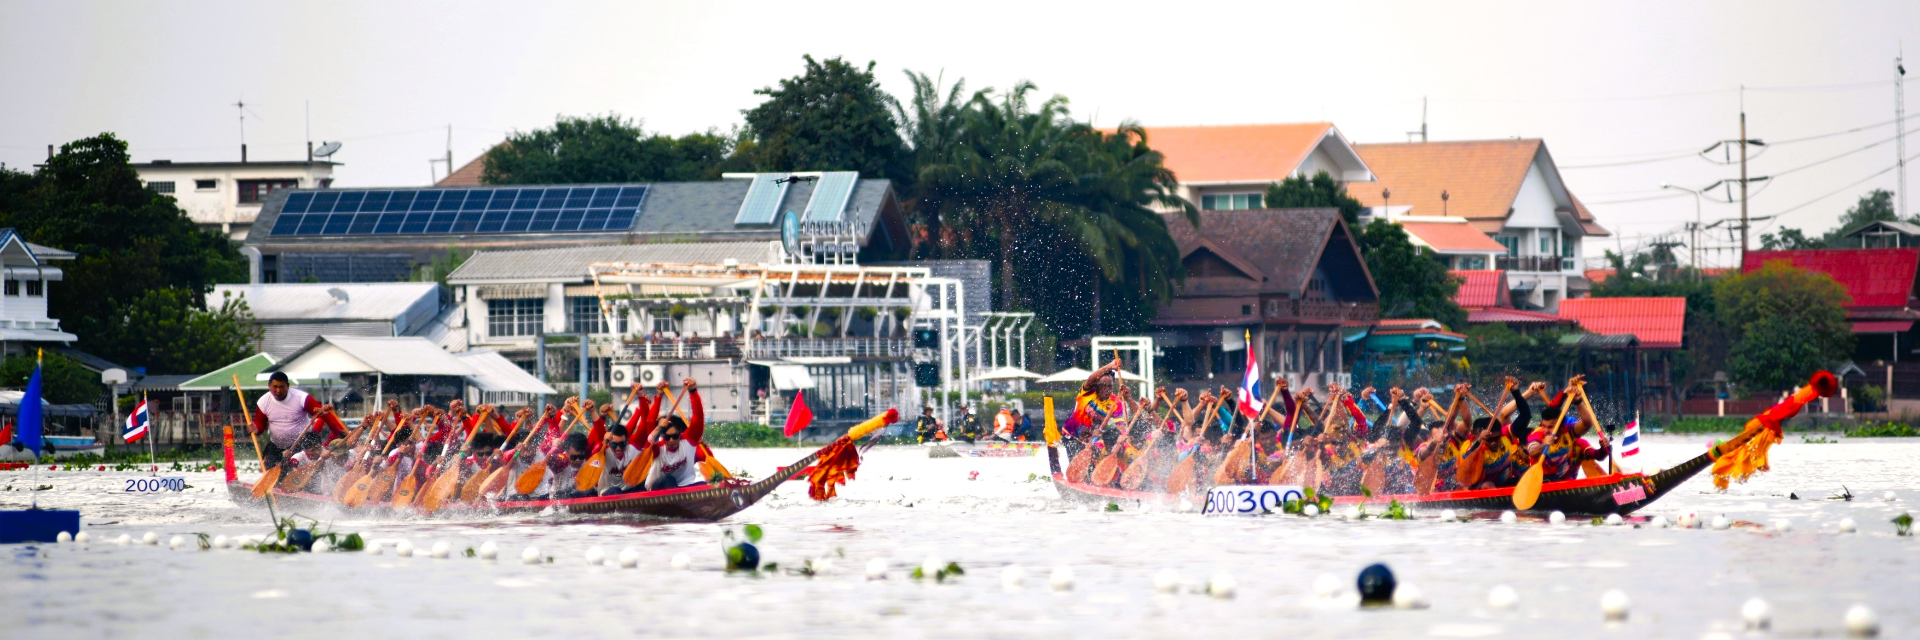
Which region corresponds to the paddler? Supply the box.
[1414,384,1473,493]
[913,406,942,443]
[1525,377,1610,482]
[249,372,348,469]
[1065,358,1129,453]
[641,378,711,491]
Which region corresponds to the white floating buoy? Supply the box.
[367,540,384,555]
[1344,505,1364,520]
[1774,519,1792,533]
[1303,504,1320,517]
[311,537,331,553]
[1742,597,1772,630]
[115,534,131,546]
[1488,584,1519,610]
[1600,589,1631,621]
[1049,565,1075,591]
[56,531,72,543]
[617,547,639,569]
[670,552,691,570]
[1549,511,1567,525]
[1001,565,1026,590]
[1438,509,1457,522]
[864,557,887,580]
[1153,568,1180,594]
[1313,573,1343,599]
[141,531,158,545]
[1678,512,1699,528]
[1650,515,1670,529]
[1604,513,1624,526]
[1710,514,1732,530]
[431,541,451,559]
[585,546,606,566]
[1208,572,1237,599]
[520,546,541,565]
[168,536,185,550]
[920,555,944,578]
[395,540,415,557]
[213,534,229,549]
[1838,517,1858,533]
[1500,510,1518,525]
[1844,603,1879,637]
[1393,582,1429,609]
[1883,491,1896,502]
[478,541,498,560]
[74,531,90,544]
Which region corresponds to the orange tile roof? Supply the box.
[1557,297,1686,348]
[1584,268,1615,284]
[1342,139,1608,237]
[1400,221,1507,253]
[1450,270,1509,309]
[435,144,499,187]
[1141,123,1334,184]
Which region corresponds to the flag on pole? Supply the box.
[123,398,151,444]
[18,349,44,457]
[1619,419,1640,458]
[1236,330,1263,418]
[782,391,814,437]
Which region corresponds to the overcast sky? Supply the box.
[2,1,1916,265]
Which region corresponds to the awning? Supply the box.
[770,365,815,390]
[178,353,320,390]
[3,266,62,281]
[0,328,77,343]
[1852,320,1914,334]
[456,349,560,395]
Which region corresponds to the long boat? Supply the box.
[1045,441,1715,516]
[227,446,826,521]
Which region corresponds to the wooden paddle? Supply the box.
[391,410,448,507]
[621,388,683,487]
[1512,381,1581,510]
[1571,386,1610,479]
[421,408,492,513]
[514,403,591,495]
[233,376,281,508]
[1121,395,1179,490]
[1413,394,1464,495]
[576,386,643,492]
[342,413,410,508]
[465,411,527,502]
[334,411,393,502]
[279,413,351,492]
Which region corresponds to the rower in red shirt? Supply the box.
[249,372,348,469]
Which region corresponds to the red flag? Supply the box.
[783,391,814,437]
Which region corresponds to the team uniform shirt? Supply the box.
[1067,391,1121,438]
[252,388,347,449]
[1527,428,1609,482]
[644,390,708,488]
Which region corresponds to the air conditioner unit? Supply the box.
[610,364,667,387]
[609,365,637,386]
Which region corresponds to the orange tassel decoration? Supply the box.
[1712,371,1835,489]
[806,409,897,501]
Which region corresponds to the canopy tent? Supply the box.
[1036,367,1144,384]
[974,366,1042,381]
[265,336,475,378]
[747,360,818,390]
[455,350,559,395]
[177,353,326,391]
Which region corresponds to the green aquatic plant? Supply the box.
[912,562,965,582]
[1380,500,1411,521]
[1895,512,1914,537]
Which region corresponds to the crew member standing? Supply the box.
[250,372,346,468]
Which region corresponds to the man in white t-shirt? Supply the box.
[249,372,346,468]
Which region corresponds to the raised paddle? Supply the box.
[232,376,281,512]
[391,410,447,507]
[622,388,685,487]
[1571,386,1611,479]
[342,413,410,508]
[421,407,492,513]
[334,411,393,502]
[514,402,591,495]
[1512,381,1582,510]
[577,385,643,492]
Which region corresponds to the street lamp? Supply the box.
[1662,183,1705,281]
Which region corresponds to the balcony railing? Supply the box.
[617,337,912,362]
[1496,255,1574,272]
[1264,299,1378,324]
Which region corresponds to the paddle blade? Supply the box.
[514,463,545,496]
[391,473,420,507]
[1512,462,1545,510]
[460,468,492,503]
[1120,450,1154,490]
[1166,456,1196,494]
[576,455,604,492]
[481,466,511,498]
[342,472,376,508]
[1414,457,1439,496]
[422,470,460,513]
[697,444,732,479]
[251,466,283,499]
[1066,448,1093,482]
[1091,455,1120,486]
[621,448,655,487]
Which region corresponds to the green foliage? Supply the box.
[99,288,261,374]
[1591,275,1723,388]
[1265,171,1367,225]
[1894,512,1913,537]
[1847,383,1884,412]
[1650,417,1751,433]
[703,422,801,448]
[1714,261,1853,390]
[1461,323,1579,372]
[911,561,966,582]
[1760,227,1823,250]
[0,134,249,372]
[1762,189,1906,249]
[482,114,735,185]
[1846,422,1920,438]
[744,524,764,544]
[742,56,910,183]
[0,352,99,404]
[1381,500,1411,520]
[413,246,469,288]
[1354,220,1465,328]
[1104,502,1121,512]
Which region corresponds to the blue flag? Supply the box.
[19,352,43,457]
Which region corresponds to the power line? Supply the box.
[1757,153,1916,221]
[1765,128,1920,179]
[1766,111,1920,146]
[1584,192,1693,206]
[1561,151,1700,169]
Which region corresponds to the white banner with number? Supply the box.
[1203,485,1305,516]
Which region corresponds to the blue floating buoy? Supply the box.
[727,542,760,571]
[1357,563,1397,605]
[287,529,315,552]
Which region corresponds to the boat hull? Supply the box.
[1045,444,1711,516]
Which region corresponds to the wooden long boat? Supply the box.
[228,447,826,521]
[1045,443,1715,516]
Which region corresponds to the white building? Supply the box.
[0,229,78,357]
[210,282,446,358]
[132,158,337,240]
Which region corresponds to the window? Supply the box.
[238,179,301,204]
[1493,235,1519,257]
[25,281,42,297]
[1561,234,1575,258]
[567,296,612,334]
[3,280,15,296]
[1538,234,1555,255]
[486,298,544,337]
[651,317,676,335]
[195,179,218,190]
[147,181,176,194]
[1456,255,1487,270]
[1200,193,1264,211]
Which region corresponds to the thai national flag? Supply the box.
[1619,419,1640,458]
[1236,330,1263,418]
[123,399,150,444]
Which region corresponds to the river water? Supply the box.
[3,434,1916,639]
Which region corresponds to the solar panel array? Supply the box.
[732,174,791,225]
[268,186,647,237]
[803,171,860,222]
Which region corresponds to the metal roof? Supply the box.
[455,349,558,395]
[1740,248,1919,308]
[1557,297,1685,348]
[212,282,440,322]
[267,336,474,377]
[447,242,775,284]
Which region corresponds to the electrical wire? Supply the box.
[1583,192,1693,206]
[1560,151,1701,169]
[1764,128,1920,180]
[1756,152,1916,221]
[1765,112,1920,146]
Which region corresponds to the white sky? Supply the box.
[2,1,1916,265]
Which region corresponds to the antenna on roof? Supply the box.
[1406,96,1427,143]
[312,141,342,158]
[234,97,263,162]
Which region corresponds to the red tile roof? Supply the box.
[1142,123,1336,183]
[1451,269,1509,309]
[1467,307,1570,325]
[435,144,500,187]
[1584,268,1614,284]
[1740,248,1919,308]
[1557,297,1686,348]
[1400,221,1507,253]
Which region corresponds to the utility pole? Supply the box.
[1898,48,1908,221]
[1739,88,1750,259]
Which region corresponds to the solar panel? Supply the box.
[802,171,859,222]
[733,174,790,225]
[267,185,648,237]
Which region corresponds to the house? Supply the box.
[1556,297,1685,415]
[241,172,908,284]
[1841,220,1920,249]
[1342,139,1611,312]
[263,335,555,411]
[1739,248,1920,364]
[1139,123,1374,212]
[209,282,447,358]
[1154,208,1379,390]
[1452,269,1571,330]
[0,229,78,357]
[1349,318,1465,388]
[132,157,338,240]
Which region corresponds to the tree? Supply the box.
[98,288,261,375]
[1826,188,1898,242]
[0,133,249,370]
[482,114,734,185]
[742,56,910,182]
[1759,227,1823,250]
[1713,261,1853,390]
[0,352,99,404]
[1353,220,1465,328]
[1266,172,1366,224]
